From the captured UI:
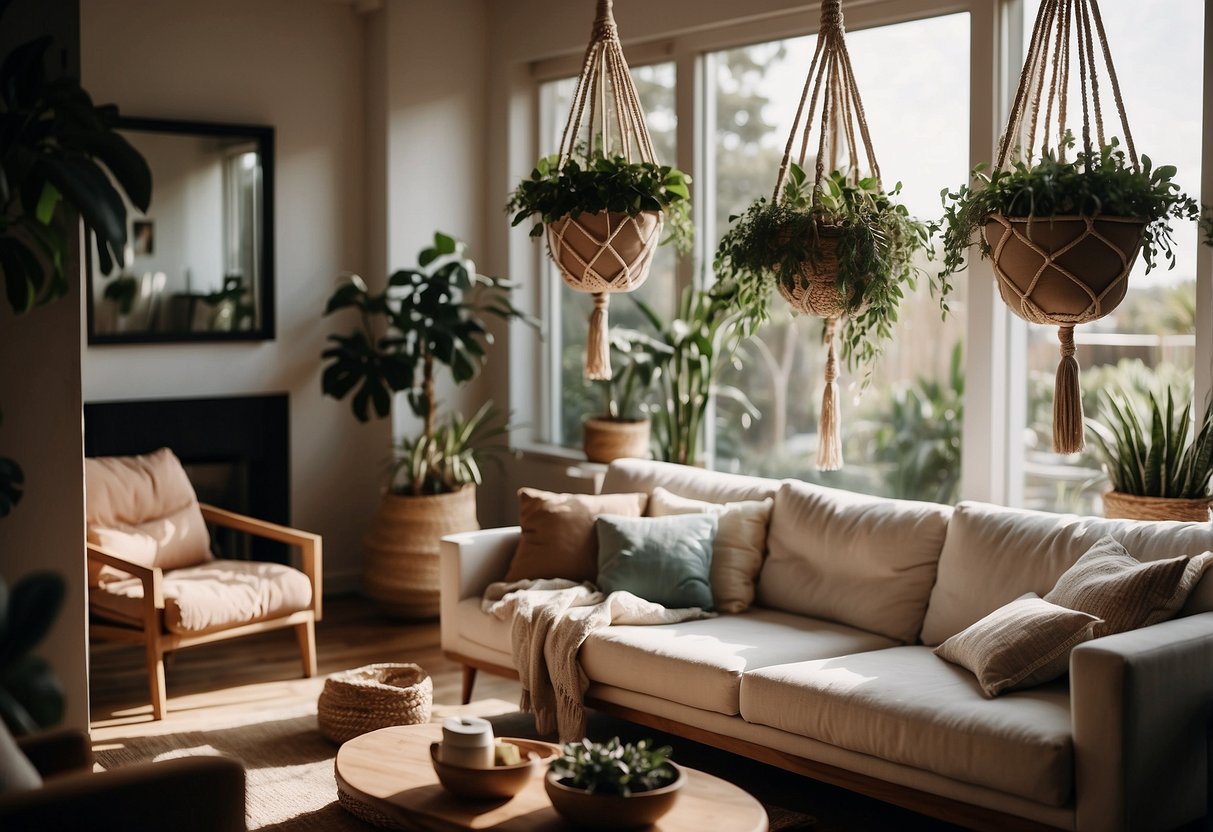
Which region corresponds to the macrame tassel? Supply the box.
[1053,325,1084,454]
[817,318,843,471]
[585,292,612,380]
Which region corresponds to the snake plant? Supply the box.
[1087,388,1213,499]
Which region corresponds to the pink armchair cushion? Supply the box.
[90,559,313,634]
[85,448,213,586]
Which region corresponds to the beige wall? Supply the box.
[81,0,385,591]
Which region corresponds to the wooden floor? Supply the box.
[89,594,522,742]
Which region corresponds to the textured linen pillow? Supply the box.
[1044,535,1196,637]
[504,488,648,584]
[648,486,773,613]
[595,513,718,609]
[934,593,1101,698]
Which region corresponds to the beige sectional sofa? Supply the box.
[439,459,1213,831]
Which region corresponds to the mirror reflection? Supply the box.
[87,118,274,343]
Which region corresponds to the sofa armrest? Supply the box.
[1071,611,1213,832]
[17,729,93,778]
[439,527,520,652]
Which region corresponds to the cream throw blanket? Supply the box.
[482,578,713,741]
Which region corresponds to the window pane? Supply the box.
[708,14,970,503]
[540,63,679,448]
[1017,0,1203,513]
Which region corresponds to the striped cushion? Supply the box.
[1044,535,1199,637]
[934,594,1100,698]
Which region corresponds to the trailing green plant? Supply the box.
[939,134,1199,283]
[551,737,677,796]
[507,152,693,254]
[714,164,941,385]
[0,571,66,734]
[1087,388,1213,499]
[0,14,151,517]
[593,328,671,420]
[633,281,763,466]
[321,231,537,496]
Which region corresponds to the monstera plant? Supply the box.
[0,13,152,516]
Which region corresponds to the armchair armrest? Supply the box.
[439,527,520,653]
[199,503,323,621]
[1071,611,1213,832]
[86,543,165,624]
[17,729,93,778]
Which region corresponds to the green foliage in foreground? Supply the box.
[552,737,677,796]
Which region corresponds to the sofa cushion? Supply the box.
[90,559,313,634]
[756,481,951,643]
[85,448,213,587]
[595,513,717,609]
[1043,536,1199,637]
[920,501,1213,645]
[602,458,780,505]
[579,608,898,716]
[934,593,1100,697]
[504,489,647,584]
[453,596,512,655]
[648,487,773,613]
[739,645,1075,806]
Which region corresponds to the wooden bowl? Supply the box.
[544,763,686,828]
[429,738,560,800]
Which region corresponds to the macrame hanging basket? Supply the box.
[990,0,1146,453]
[547,0,664,381]
[769,0,883,471]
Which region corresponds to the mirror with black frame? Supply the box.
[87,117,274,343]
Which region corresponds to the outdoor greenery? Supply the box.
[321,232,534,495]
[1087,388,1213,499]
[551,737,677,796]
[507,152,693,254]
[939,135,1200,282]
[0,571,65,733]
[592,328,671,420]
[714,164,943,386]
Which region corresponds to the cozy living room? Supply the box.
[1,0,1212,829]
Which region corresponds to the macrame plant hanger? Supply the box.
[771,0,880,471]
[548,0,664,381]
[989,0,1142,453]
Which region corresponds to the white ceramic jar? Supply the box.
[440,716,494,768]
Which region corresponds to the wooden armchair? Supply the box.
[86,449,322,720]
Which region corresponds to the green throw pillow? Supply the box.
[595,513,718,609]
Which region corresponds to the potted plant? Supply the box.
[544,737,685,830]
[581,327,671,464]
[1087,388,1213,522]
[716,163,942,387]
[321,231,534,618]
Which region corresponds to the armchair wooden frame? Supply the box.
[87,503,323,720]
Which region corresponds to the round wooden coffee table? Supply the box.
[335,722,768,831]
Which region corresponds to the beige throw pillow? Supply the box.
[504,488,648,584]
[648,486,773,613]
[934,593,1101,698]
[1044,536,1199,637]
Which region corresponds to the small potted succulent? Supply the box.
[715,163,942,386]
[581,327,671,464]
[545,737,685,829]
[1087,388,1213,522]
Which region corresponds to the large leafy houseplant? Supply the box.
[716,164,942,385]
[0,17,151,516]
[580,327,671,464]
[321,231,532,496]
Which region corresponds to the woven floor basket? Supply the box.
[546,210,662,293]
[1101,491,1212,523]
[318,663,433,744]
[984,214,1144,325]
[776,235,858,318]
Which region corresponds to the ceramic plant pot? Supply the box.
[544,764,685,830]
[582,416,651,464]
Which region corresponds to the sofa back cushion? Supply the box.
[756,480,952,643]
[920,501,1213,645]
[85,448,213,587]
[602,459,780,505]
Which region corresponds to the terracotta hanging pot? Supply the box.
[984,213,1145,325]
[547,210,662,294]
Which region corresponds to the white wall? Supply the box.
[81,0,385,591]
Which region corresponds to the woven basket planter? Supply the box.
[546,210,662,294]
[363,485,479,619]
[583,416,650,464]
[1101,491,1212,523]
[318,662,433,744]
[984,214,1144,326]
[774,232,866,319]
